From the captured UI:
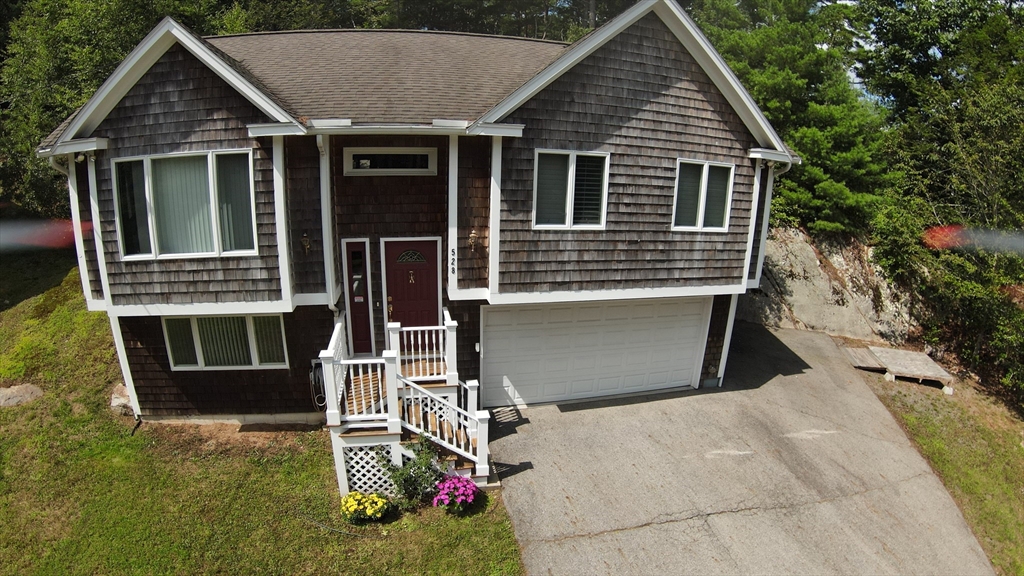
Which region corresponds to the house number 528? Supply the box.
[450,249,456,275]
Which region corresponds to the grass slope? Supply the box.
[866,373,1024,576]
[0,268,522,575]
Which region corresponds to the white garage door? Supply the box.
[481,298,710,407]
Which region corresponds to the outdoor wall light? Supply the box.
[468,229,479,252]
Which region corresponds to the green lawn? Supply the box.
[0,266,522,575]
[866,373,1024,576]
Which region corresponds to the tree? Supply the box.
[859,0,1024,392]
[684,0,889,234]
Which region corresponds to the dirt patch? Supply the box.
[141,422,324,459]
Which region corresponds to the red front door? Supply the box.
[344,241,373,354]
[384,240,439,327]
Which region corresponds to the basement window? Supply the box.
[343,147,437,176]
[532,149,609,229]
[672,160,734,232]
[163,315,288,370]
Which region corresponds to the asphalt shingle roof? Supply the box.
[204,29,569,124]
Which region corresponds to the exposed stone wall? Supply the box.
[737,228,912,342]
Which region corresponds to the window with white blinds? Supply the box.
[162,315,288,370]
[672,160,734,232]
[113,150,256,258]
[532,150,609,229]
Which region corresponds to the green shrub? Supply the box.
[378,436,443,509]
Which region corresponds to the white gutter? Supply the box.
[47,155,69,176]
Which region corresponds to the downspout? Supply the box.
[48,154,70,177]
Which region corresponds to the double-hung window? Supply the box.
[672,160,734,232]
[532,150,609,229]
[114,150,257,258]
[163,315,288,370]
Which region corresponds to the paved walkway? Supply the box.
[489,324,993,575]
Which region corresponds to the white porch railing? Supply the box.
[386,311,458,385]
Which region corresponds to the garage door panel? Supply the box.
[482,298,710,407]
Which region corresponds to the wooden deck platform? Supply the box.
[843,346,953,385]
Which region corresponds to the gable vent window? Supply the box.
[163,315,288,370]
[532,150,609,229]
[672,160,734,232]
[343,147,437,176]
[114,150,257,259]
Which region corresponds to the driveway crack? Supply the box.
[528,471,933,545]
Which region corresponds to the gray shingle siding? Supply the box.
[90,44,283,305]
[500,13,758,293]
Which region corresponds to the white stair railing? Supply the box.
[397,375,490,477]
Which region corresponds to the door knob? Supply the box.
[387,304,393,320]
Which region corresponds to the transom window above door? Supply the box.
[113,150,257,259]
[532,150,610,230]
[343,147,437,176]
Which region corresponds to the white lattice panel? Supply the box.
[343,446,395,495]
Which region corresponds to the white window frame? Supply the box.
[342,147,438,176]
[112,148,258,261]
[161,314,289,371]
[671,159,735,233]
[531,149,610,230]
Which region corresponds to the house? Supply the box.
[38,0,796,492]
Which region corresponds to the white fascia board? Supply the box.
[476,0,659,125]
[466,123,524,137]
[448,287,491,301]
[433,119,470,128]
[485,282,746,305]
[653,1,787,152]
[745,278,760,290]
[309,125,464,135]
[58,17,297,144]
[106,300,296,317]
[748,148,793,163]
[248,123,307,137]
[41,138,109,157]
[308,119,352,128]
[293,293,330,306]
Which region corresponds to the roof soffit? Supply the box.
[475,0,789,156]
[56,17,299,147]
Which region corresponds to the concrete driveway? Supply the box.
[489,323,993,575]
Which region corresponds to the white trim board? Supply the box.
[272,136,294,306]
[742,159,763,283]
[472,0,791,158]
[105,299,297,318]
[87,155,112,302]
[317,135,337,305]
[486,282,745,305]
[488,136,502,296]
[108,316,142,416]
[53,17,299,147]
